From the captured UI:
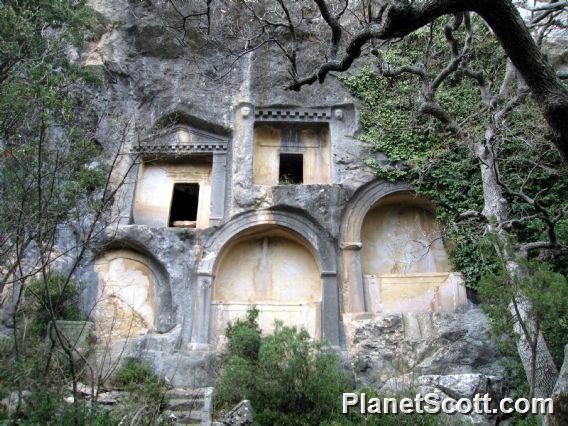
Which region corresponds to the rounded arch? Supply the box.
[94,240,175,333]
[192,208,340,346]
[359,192,448,276]
[340,180,413,246]
[339,180,415,313]
[198,208,337,276]
[339,180,464,315]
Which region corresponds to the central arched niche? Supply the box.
[360,192,464,313]
[211,227,322,341]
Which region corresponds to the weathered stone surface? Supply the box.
[163,387,214,425]
[0,324,12,343]
[97,391,130,405]
[380,374,502,425]
[223,400,254,426]
[345,305,504,389]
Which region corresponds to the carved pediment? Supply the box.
[133,124,228,155]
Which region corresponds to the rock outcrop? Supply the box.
[345,305,504,389]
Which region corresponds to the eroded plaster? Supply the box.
[93,250,157,340]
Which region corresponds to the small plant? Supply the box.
[278,175,298,186]
[112,358,168,425]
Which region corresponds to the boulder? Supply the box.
[380,374,503,425]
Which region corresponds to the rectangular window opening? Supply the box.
[169,183,199,227]
[279,153,303,185]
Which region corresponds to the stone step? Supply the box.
[164,387,213,426]
[167,398,205,411]
[165,387,209,399]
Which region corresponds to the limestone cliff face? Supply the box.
[61,1,507,396]
[3,2,537,408]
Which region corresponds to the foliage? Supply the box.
[22,274,85,337]
[0,0,107,286]
[215,307,349,424]
[113,358,167,403]
[111,358,168,425]
[15,391,113,426]
[341,19,567,289]
[1,278,88,406]
[323,388,440,426]
[0,2,125,424]
[0,332,111,425]
[479,259,568,369]
[340,21,504,290]
[225,305,262,360]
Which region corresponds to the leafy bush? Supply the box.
[20,389,113,426]
[225,306,262,361]
[215,307,349,424]
[113,358,167,402]
[111,358,167,425]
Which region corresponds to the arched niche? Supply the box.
[361,193,449,275]
[340,182,466,315]
[93,249,174,341]
[212,228,322,341]
[191,209,339,347]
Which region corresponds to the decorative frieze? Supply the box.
[254,107,332,122]
[133,125,228,155]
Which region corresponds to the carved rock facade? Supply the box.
[3,0,505,391]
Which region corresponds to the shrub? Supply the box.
[113,358,167,402]
[23,274,85,337]
[111,358,167,425]
[215,307,349,424]
[22,389,113,426]
[225,306,262,361]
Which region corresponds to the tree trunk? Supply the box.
[510,295,559,399]
[477,142,559,398]
[546,344,568,425]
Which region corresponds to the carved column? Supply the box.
[340,242,366,313]
[209,152,227,226]
[115,155,141,225]
[191,272,213,345]
[321,271,341,346]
